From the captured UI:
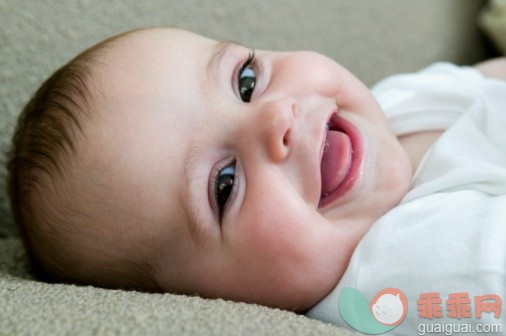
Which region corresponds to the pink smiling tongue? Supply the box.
[320,130,353,196]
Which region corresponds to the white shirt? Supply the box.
[306,63,506,335]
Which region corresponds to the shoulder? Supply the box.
[398,130,443,175]
[474,57,506,81]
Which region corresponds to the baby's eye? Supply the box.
[238,52,256,103]
[214,161,236,217]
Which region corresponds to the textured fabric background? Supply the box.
[0,1,494,335]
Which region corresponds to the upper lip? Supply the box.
[318,110,339,200]
[319,111,336,164]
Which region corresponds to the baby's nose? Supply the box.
[250,97,297,163]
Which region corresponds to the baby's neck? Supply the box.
[398,130,443,174]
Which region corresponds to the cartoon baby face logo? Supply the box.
[370,288,408,326]
[339,287,408,334]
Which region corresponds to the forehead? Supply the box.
[111,28,214,55]
[99,28,214,90]
[73,28,221,248]
[90,28,218,146]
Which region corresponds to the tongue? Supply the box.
[320,130,353,196]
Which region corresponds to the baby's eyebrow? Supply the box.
[207,41,243,83]
[179,139,208,246]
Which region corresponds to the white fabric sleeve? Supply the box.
[371,62,485,136]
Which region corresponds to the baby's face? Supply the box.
[75,28,411,310]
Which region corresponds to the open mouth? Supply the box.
[318,112,363,208]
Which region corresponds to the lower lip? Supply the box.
[318,114,363,208]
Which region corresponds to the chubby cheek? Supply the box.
[226,173,315,265]
[225,197,348,310]
[269,51,343,98]
[243,210,306,261]
[230,202,304,269]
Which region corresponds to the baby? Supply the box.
[6,27,506,322]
